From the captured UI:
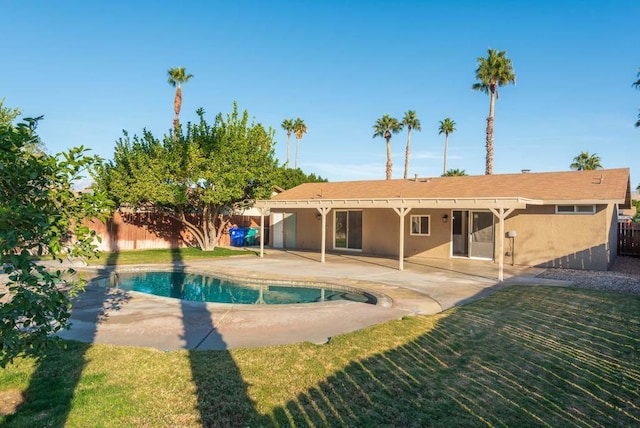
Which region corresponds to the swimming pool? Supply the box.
[114,271,376,305]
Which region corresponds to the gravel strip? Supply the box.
[537,256,640,296]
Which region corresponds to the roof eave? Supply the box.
[542,199,628,206]
[255,197,543,210]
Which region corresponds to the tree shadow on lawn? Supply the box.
[175,246,259,426]
[6,239,261,426]
[267,286,640,427]
[5,230,125,427]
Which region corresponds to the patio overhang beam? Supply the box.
[254,197,542,210]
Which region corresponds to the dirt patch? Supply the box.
[0,389,25,416]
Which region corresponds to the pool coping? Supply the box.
[53,251,536,350]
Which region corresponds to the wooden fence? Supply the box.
[618,222,640,256]
[87,211,266,252]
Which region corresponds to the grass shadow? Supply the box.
[173,247,259,426]
[4,223,123,426]
[262,286,640,426]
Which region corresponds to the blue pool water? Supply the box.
[115,271,375,305]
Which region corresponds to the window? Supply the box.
[410,215,430,236]
[555,205,596,214]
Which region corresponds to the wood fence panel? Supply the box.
[618,222,640,256]
[87,212,267,251]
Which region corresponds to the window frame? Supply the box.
[555,204,596,214]
[410,215,431,236]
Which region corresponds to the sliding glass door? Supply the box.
[334,210,362,250]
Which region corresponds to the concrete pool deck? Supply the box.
[54,250,569,351]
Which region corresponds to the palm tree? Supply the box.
[438,118,456,176]
[401,110,421,179]
[293,118,307,169]
[373,115,403,180]
[570,151,602,171]
[442,168,467,177]
[281,119,295,167]
[634,68,640,127]
[472,49,516,175]
[167,67,194,131]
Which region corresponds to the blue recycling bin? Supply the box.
[229,227,246,247]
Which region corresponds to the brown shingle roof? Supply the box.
[273,168,631,206]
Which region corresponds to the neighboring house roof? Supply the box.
[257,168,631,209]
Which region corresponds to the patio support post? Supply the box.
[316,207,331,263]
[258,207,267,258]
[490,207,514,282]
[393,207,412,271]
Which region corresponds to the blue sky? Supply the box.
[3,1,640,186]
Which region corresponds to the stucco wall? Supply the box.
[498,205,613,270]
[403,209,452,258]
[271,204,616,270]
[270,208,453,257]
[292,209,322,250]
[607,204,619,266]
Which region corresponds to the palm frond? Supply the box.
[372,114,402,138]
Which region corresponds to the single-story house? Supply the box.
[253,168,631,280]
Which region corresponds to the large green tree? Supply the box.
[293,118,307,169]
[438,117,456,176]
[0,99,45,154]
[281,118,295,167]
[570,151,602,171]
[634,68,640,127]
[94,103,277,251]
[167,67,194,131]
[0,117,111,366]
[273,166,327,190]
[373,114,402,180]
[472,49,516,175]
[0,97,21,126]
[401,110,421,179]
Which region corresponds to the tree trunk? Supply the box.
[168,208,221,252]
[385,137,392,180]
[485,116,494,175]
[286,132,291,167]
[485,91,496,175]
[173,85,182,131]
[403,128,411,179]
[443,133,449,176]
[295,138,300,169]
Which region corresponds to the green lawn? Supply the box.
[89,247,255,266]
[1,286,639,427]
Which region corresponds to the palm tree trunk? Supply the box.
[286,133,291,167]
[443,133,449,176]
[385,138,392,180]
[295,138,300,169]
[403,129,411,179]
[173,85,182,131]
[485,91,496,175]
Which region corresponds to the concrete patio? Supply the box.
[57,250,567,351]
